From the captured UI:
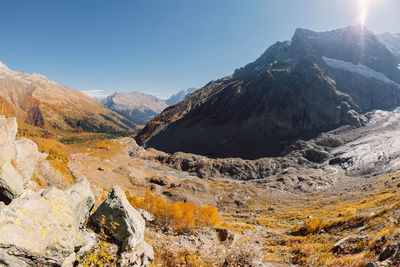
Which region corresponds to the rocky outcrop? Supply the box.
[0,116,23,204]
[64,179,95,231]
[0,181,153,266]
[13,137,40,182]
[0,163,24,205]
[0,179,94,265]
[0,115,50,204]
[90,186,154,266]
[0,116,17,164]
[0,117,153,265]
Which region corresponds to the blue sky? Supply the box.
[0,0,399,99]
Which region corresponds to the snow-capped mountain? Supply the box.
[165,87,197,105]
[136,25,400,159]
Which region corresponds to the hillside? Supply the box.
[136,26,400,159]
[0,62,136,134]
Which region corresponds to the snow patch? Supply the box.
[322,56,400,87]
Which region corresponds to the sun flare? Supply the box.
[358,0,369,26]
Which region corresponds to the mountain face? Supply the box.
[378,32,400,61]
[165,88,196,105]
[102,92,168,125]
[0,62,135,133]
[136,25,400,159]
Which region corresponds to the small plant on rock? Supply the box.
[77,215,121,266]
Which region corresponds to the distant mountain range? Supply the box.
[136,26,400,159]
[165,87,196,105]
[102,92,168,125]
[102,88,196,125]
[0,62,135,134]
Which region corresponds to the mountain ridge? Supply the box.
[136,25,400,159]
[0,61,136,134]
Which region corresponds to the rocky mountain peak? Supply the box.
[136,25,400,159]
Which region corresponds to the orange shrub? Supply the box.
[126,189,220,233]
[0,98,15,117]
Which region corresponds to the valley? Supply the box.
[17,118,400,266]
[1,21,400,267]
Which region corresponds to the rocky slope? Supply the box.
[0,116,153,266]
[136,26,400,159]
[0,62,135,134]
[135,106,400,191]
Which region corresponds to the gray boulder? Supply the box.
[13,137,40,182]
[90,186,154,266]
[0,116,23,204]
[64,179,95,231]
[0,163,24,204]
[90,186,145,249]
[0,179,95,265]
[0,250,28,267]
[0,116,17,164]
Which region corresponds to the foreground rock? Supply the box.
[0,116,17,164]
[65,179,95,231]
[13,137,40,182]
[0,179,94,265]
[90,186,154,266]
[0,116,23,204]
